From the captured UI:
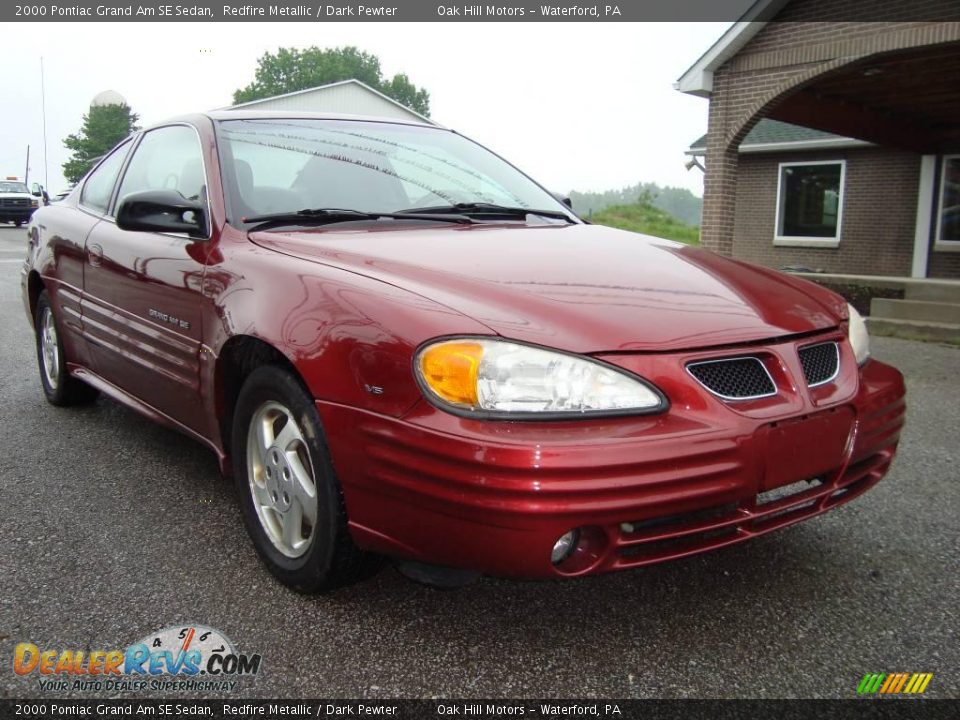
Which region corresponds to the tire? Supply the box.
[232,365,376,592]
[14,220,22,228]
[34,291,99,406]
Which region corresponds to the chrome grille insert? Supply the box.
[686,356,776,401]
[799,341,840,387]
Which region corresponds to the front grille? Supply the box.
[687,357,776,400]
[613,449,892,569]
[799,341,839,387]
[0,198,30,208]
[621,503,738,535]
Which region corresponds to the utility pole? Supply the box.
[40,57,49,188]
[25,145,30,184]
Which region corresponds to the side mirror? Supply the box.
[551,192,573,209]
[31,183,43,197]
[116,190,207,239]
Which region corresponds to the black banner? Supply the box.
[2,699,958,719]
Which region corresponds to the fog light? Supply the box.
[551,530,579,565]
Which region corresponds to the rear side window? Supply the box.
[79,141,131,215]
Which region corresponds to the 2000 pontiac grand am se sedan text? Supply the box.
[22,112,906,591]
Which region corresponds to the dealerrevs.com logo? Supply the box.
[13,624,262,692]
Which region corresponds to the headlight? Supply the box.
[847,304,870,365]
[30,199,39,208]
[415,338,666,417]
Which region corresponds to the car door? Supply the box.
[82,124,210,435]
[39,140,133,373]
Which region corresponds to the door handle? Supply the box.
[87,243,103,267]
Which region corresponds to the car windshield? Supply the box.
[215,118,573,224]
[0,182,29,193]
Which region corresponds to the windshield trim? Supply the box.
[213,117,581,232]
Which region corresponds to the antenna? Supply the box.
[40,57,49,188]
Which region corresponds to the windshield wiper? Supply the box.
[242,207,477,230]
[400,202,575,223]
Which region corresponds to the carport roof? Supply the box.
[686,119,870,156]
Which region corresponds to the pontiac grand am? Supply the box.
[22,112,905,590]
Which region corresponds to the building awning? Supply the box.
[686,120,871,156]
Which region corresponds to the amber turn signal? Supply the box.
[418,341,484,407]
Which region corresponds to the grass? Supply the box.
[589,201,700,245]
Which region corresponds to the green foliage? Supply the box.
[590,200,700,245]
[232,46,430,117]
[62,104,139,185]
[569,182,702,226]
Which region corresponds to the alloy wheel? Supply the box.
[40,307,60,390]
[246,401,318,558]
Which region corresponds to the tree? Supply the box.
[232,46,431,117]
[567,183,703,226]
[62,104,139,185]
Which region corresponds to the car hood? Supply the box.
[250,223,845,353]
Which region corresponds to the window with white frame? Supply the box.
[935,155,959,244]
[775,161,845,243]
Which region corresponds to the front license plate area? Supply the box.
[762,407,855,491]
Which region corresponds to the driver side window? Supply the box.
[79,140,131,215]
[116,125,207,207]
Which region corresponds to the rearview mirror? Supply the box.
[116,190,207,239]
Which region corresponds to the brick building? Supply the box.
[677,1,960,280]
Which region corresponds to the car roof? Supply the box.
[149,110,443,131]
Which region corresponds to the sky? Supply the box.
[2,22,726,196]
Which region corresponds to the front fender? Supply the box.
[203,231,494,420]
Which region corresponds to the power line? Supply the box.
[41,56,49,188]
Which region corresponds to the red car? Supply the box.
[22,112,905,591]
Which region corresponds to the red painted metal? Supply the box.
[22,113,906,579]
[318,355,904,577]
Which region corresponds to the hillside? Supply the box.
[569,182,702,226]
[590,201,700,245]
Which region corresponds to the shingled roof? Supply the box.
[687,119,872,155]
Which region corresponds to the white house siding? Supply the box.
[229,82,428,124]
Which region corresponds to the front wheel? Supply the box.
[34,291,99,406]
[232,365,376,592]
[14,220,23,227]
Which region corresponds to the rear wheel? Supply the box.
[34,291,99,406]
[232,365,376,592]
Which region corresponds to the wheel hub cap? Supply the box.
[40,309,60,390]
[246,401,318,558]
[263,445,294,512]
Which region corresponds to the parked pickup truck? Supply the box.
[0,177,40,226]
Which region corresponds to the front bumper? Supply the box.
[319,334,905,579]
[0,208,35,222]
